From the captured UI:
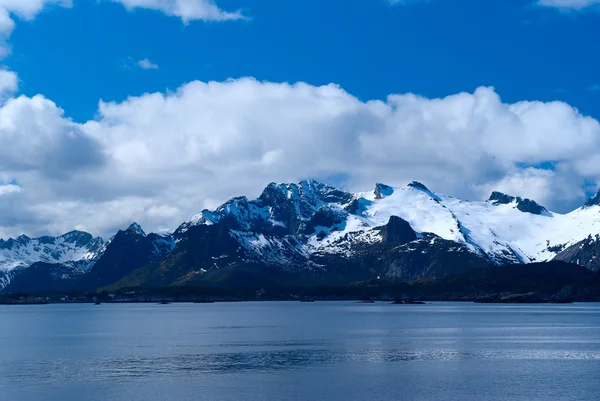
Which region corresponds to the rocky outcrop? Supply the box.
[488,191,548,215]
[378,216,417,246]
[584,190,600,208]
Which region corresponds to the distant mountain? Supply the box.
[3,262,89,293]
[0,231,105,289]
[5,180,600,294]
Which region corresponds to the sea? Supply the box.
[1,301,599,401]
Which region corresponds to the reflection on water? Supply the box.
[1,302,600,401]
[7,347,600,384]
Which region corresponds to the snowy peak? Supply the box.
[406,181,441,202]
[407,181,430,192]
[488,191,548,215]
[177,179,355,238]
[259,179,353,218]
[126,223,146,237]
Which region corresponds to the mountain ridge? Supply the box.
[4,179,600,293]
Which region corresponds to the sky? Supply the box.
[0,0,599,238]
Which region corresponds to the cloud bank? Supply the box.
[1,78,600,238]
[0,0,598,238]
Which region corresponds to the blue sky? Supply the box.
[7,0,600,122]
[0,0,600,237]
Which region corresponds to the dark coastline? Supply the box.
[3,261,600,305]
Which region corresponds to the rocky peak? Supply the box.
[261,180,351,205]
[407,181,430,192]
[126,223,146,237]
[406,181,441,203]
[488,192,547,215]
[259,180,352,221]
[374,183,394,199]
[489,191,515,204]
[0,235,31,250]
[59,230,94,246]
[584,189,600,208]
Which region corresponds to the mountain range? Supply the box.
[2,179,600,294]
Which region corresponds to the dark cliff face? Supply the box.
[378,216,417,246]
[553,235,600,272]
[488,191,548,215]
[378,234,491,282]
[76,224,174,291]
[109,222,252,289]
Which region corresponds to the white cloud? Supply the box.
[0,94,104,175]
[0,8,15,37]
[0,0,71,20]
[0,69,17,95]
[2,79,600,239]
[137,58,159,70]
[537,0,600,10]
[111,0,246,23]
[0,183,20,196]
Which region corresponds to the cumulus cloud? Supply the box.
[1,79,600,238]
[537,0,600,10]
[0,95,105,176]
[111,0,246,23]
[137,58,159,70]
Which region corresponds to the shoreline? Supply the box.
[0,298,589,305]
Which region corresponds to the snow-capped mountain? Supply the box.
[174,179,600,273]
[5,179,600,293]
[0,231,105,288]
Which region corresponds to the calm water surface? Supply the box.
[1,302,600,401]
